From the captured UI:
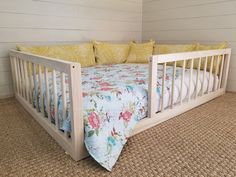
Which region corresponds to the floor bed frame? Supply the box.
[9,48,231,161]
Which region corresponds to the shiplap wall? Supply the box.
[2,0,236,98]
[142,0,236,91]
[0,0,142,98]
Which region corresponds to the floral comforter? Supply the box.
[34,64,214,171]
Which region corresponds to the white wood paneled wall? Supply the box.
[2,0,236,98]
[0,0,142,98]
[142,0,236,92]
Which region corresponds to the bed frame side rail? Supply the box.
[9,50,87,161]
[133,48,231,135]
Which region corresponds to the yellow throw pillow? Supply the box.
[196,42,227,51]
[126,41,155,63]
[188,42,227,74]
[153,44,197,67]
[17,43,96,68]
[93,41,130,64]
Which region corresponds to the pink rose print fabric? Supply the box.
[88,112,100,129]
[34,63,214,171]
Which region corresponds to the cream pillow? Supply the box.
[93,41,130,64]
[126,41,155,63]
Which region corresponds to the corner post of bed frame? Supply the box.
[148,55,158,118]
[9,52,20,96]
[222,49,231,91]
[69,63,88,161]
[9,55,16,94]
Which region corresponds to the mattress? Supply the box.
[34,64,218,171]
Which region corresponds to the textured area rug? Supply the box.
[1,93,236,176]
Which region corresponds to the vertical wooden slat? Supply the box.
[201,57,208,96]
[32,63,38,109]
[222,53,231,89]
[61,73,67,119]
[16,58,22,96]
[44,67,51,122]
[21,60,26,99]
[195,58,201,99]
[23,60,30,102]
[188,59,194,101]
[38,65,44,115]
[53,69,59,129]
[207,56,214,93]
[10,56,17,94]
[61,72,68,137]
[13,57,19,94]
[171,61,176,108]
[28,62,33,104]
[20,59,27,99]
[218,54,225,89]
[161,62,166,112]
[180,60,185,105]
[9,57,14,91]
[18,59,23,96]
[148,56,158,118]
[213,55,220,91]
[20,59,24,97]
[17,58,22,95]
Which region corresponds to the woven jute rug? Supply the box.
[1,93,236,177]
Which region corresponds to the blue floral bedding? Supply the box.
[34,64,214,171]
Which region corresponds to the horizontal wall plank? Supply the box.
[0,71,12,86]
[0,58,10,72]
[143,14,236,31]
[0,28,140,43]
[229,55,236,68]
[37,0,141,12]
[0,12,141,31]
[228,66,236,81]
[0,43,13,57]
[0,84,13,98]
[143,28,236,41]
[0,0,78,17]
[0,0,140,19]
[227,80,236,92]
[143,1,236,21]
[143,0,231,12]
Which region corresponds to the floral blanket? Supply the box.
[34,64,201,171]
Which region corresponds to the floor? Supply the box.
[1,93,236,177]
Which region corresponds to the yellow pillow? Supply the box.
[153,44,197,67]
[188,42,227,74]
[196,42,227,51]
[17,43,96,67]
[126,41,155,63]
[93,41,130,64]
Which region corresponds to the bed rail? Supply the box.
[9,48,232,160]
[9,50,87,161]
[132,48,231,135]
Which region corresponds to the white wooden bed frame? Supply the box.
[9,48,231,161]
